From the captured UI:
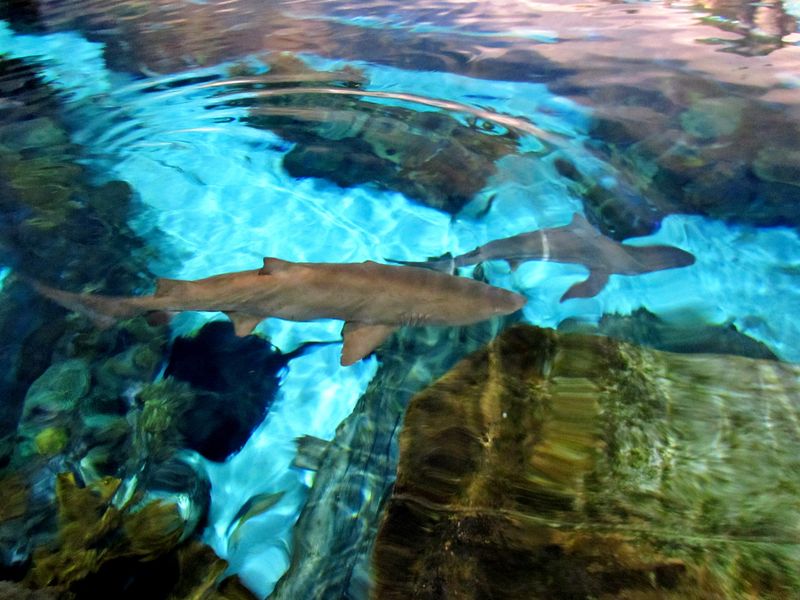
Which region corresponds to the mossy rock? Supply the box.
[25,473,183,591]
[373,325,800,599]
[241,56,519,215]
[679,97,746,139]
[22,359,91,420]
[14,472,253,599]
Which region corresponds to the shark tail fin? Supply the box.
[28,279,141,329]
[384,252,456,274]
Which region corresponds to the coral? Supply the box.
[373,325,800,599]
[32,428,69,458]
[21,360,91,421]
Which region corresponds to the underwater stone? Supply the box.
[241,56,518,215]
[0,581,57,600]
[753,146,800,187]
[21,359,90,421]
[372,325,800,599]
[0,117,69,153]
[679,97,746,139]
[273,317,516,600]
[560,308,779,360]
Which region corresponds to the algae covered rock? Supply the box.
[237,55,519,214]
[21,359,91,421]
[18,471,250,600]
[373,325,800,599]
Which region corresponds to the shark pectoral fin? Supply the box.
[154,277,184,297]
[560,270,610,302]
[225,312,263,336]
[340,322,396,366]
[259,257,294,275]
[508,259,524,271]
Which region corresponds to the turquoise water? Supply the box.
[1,1,800,597]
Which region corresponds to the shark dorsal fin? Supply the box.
[224,311,263,336]
[259,257,294,275]
[340,321,396,366]
[569,212,593,229]
[154,278,183,297]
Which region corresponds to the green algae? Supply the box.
[33,427,70,457]
[373,325,800,599]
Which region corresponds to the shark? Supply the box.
[29,257,526,366]
[393,213,696,302]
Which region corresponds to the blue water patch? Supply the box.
[0,21,111,101]
[202,345,377,596]
[488,214,800,363]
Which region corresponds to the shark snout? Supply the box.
[675,248,696,267]
[496,290,528,314]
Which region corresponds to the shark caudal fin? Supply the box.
[384,253,456,274]
[28,280,142,329]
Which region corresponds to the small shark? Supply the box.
[394,213,695,301]
[30,258,526,366]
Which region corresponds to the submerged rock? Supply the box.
[238,55,519,215]
[0,581,57,600]
[373,325,800,599]
[560,307,778,360]
[272,318,517,600]
[15,472,252,600]
[21,360,91,421]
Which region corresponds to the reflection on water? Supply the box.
[696,0,798,55]
[1,0,799,598]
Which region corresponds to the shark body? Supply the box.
[399,213,695,301]
[32,257,526,365]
